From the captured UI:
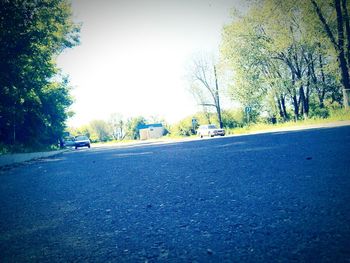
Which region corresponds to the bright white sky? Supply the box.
[57,0,246,127]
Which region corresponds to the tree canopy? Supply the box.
[0,0,80,151]
[221,0,348,121]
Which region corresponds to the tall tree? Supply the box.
[187,54,224,128]
[89,120,111,142]
[222,0,343,121]
[0,0,80,150]
[311,0,350,108]
[221,4,280,119]
[109,113,124,140]
[125,117,146,140]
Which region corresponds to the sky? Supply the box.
[57,0,247,127]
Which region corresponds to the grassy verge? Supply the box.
[0,144,61,155]
[92,139,135,147]
[226,109,350,135]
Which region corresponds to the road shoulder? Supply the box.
[0,149,67,168]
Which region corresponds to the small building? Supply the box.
[138,123,164,140]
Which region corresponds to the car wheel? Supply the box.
[75,146,78,150]
[88,144,90,148]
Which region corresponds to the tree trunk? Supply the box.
[290,71,300,120]
[300,87,305,117]
[213,65,223,128]
[304,65,311,117]
[204,108,211,124]
[276,97,284,120]
[341,0,350,66]
[342,87,350,107]
[292,94,299,120]
[281,95,289,121]
[305,84,310,117]
[276,95,289,121]
[307,47,325,108]
[335,0,350,108]
[312,0,350,108]
[13,108,16,145]
[318,47,326,108]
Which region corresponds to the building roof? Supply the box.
[138,123,163,130]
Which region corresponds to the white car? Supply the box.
[74,135,91,149]
[197,124,225,138]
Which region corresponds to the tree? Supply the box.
[0,0,80,150]
[221,109,245,128]
[125,117,146,140]
[311,0,350,108]
[170,112,218,137]
[221,0,344,122]
[109,113,124,140]
[88,120,111,142]
[187,53,224,128]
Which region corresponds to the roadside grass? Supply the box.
[0,143,60,155]
[92,139,135,147]
[226,109,350,135]
[327,108,350,121]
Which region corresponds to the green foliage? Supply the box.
[170,117,194,137]
[125,116,146,140]
[0,0,80,152]
[221,0,346,122]
[310,108,330,119]
[88,120,111,142]
[67,120,112,143]
[221,109,244,128]
[170,110,246,137]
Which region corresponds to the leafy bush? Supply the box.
[310,108,330,119]
[170,119,194,137]
[221,109,245,128]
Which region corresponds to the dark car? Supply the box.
[63,136,76,147]
[74,135,91,149]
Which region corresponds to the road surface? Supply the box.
[1,126,350,262]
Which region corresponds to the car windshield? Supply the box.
[75,136,88,140]
[208,125,217,129]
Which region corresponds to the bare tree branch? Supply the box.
[188,53,223,127]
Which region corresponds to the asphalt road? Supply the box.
[1,126,350,262]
